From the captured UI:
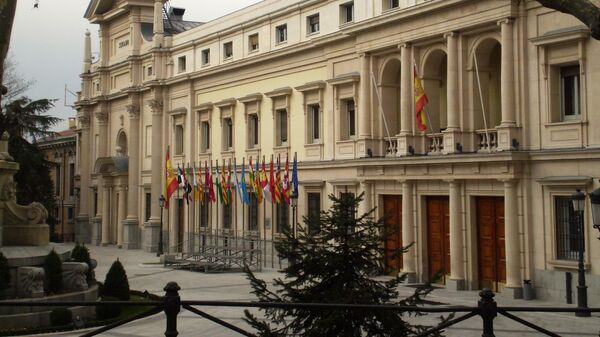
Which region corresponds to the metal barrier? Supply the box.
[0,284,597,336]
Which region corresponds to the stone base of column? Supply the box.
[496,125,519,151]
[396,135,415,157]
[122,218,140,250]
[501,286,523,299]
[400,272,417,284]
[90,217,102,246]
[142,221,160,253]
[446,278,466,291]
[356,138,376,158]
[75,215,91,244]
[442,130,463,155]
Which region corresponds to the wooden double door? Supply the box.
[383,195,402,274]
[426,196,450,284]
[476,196,506,292]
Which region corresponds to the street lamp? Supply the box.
[290,190,299,238]
[571,189,590,317]
[157,195,165,257]
[587,186,600,239]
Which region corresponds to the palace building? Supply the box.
[76,0,600,302]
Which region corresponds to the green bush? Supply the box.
[71,244,93,283]
[102,259,129,301]
[50,308,72,326]
[43,250,63,294]
[0,252,10,299]
[95,296,122,320]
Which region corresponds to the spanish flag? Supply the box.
[165,146,178,209]
[414,65,429,132]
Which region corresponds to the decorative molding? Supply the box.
[148,99,163,114]
[126,104,140,119]
[95,111,109,125]
[79,115,91,128]
[530,26,590,46]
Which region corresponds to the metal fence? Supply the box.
[0,283,598,337]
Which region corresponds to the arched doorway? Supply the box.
[116,130,128,157]
[422,49,448,133]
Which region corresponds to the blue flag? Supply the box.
[241,161,249,205]
[292,154,299,195]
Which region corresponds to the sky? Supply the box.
[8,0,263,131]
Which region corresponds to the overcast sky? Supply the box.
[8,0,262,131]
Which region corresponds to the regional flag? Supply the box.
[240,160,249,205]
[274,157,282,204]
[292,153,299,196]
[282,156,290,204]
[220,161,229,205]
[414,64,429,132]
[207,162,215,203]
[255,157,263,204]
[216,162,223,204]
[165,146,178,209]
[182,165,193,204]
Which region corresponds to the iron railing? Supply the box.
[0,283,597,337]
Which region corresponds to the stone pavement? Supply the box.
[45,244,600,336]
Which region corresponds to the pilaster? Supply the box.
[443,32,462,154]
[397,43,414,157]
[401,180,417,283]
[447,179,465,290]
[123,103,140,249]
[497,18,519,151]
[101,181,111,246]
[503,179,523,298]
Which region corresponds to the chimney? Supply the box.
[69,117,77,129]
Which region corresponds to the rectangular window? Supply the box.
[389,0,399,9]
[175,124,184,155]
[55,165,61,195]
[560,65,580,121]
[223,118,233,150]
[347,100,356,138]
[248,34,259,52]
[68,207,74,220]
[223,203,232,229]
[201,121,210,152]
[307,192,321,233]
[340,2,354,24]
[276,109,288,146]
[248,193,258,231]
[69,163,75,196]
[248,114,259,148]
[145,192,151,222]
[177,56,186,73]
[201,49,210,66]
[555,196,581,261]
[308,104,320,142]
[307,14,320,34]
[200,199,209,227]
[276,24,287,44]
[276,202,289,233]
[147,66,153,77]
[224,42,233,59]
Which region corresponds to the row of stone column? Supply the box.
[359,179,521,293]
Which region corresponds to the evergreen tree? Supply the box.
[43,249,63,294]
[71,243,94,284]
[103,259,129,301]
[244,193,445,337]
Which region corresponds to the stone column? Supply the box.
[396,43,414,157]
[447,180,465,290]
[358,180,372,217]
[497,18,518,151]
[143,99,164,252]
[101,182,111,246]
[117,186,127,248]
[76,113,91,243]
[503,179,522,298]
[401,181,416,283]
[443,32,461,154]
[153,0,164,48]
[359,53,371,139]
[123,104,140,249]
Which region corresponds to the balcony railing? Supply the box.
[476,128,498,153]
[426,133,444,155]
[385,137,398,157]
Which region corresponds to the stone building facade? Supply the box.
[37,118,78,242]
[76,0,600,303]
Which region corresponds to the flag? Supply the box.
[216,162,223,204]
[182,165,193,204]
[414,64,429,132]
[240,160,249,205]
[234,159,244,204]
[263,158,272,203]
[193,163,200,201]
[249,157,256,196]
[282,156,290,204]
[220,161,229,205]
[292,153,299,197]
[255,157,263,203]
[177,165,184,187]
[227,161,232,204]
[165,146,178,209]
[207,162,215,203]
[274,157,282,204]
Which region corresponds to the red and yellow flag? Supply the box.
[414,65,429,132]
[165,146,178,209]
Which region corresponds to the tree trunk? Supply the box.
[537,0,600,40]
[0,0,17,103]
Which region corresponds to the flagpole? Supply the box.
[261,155,267,268]
[215,159,219,240]
[473,51,492,153]
[242,157,246,244]
[370,71,393,152]
[413,58,435,136]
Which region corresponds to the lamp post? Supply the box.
[571,189,590,317]
[290,190,298,238]
[588,186,600,239]
[158,195,165,257]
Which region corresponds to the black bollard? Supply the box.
[164,282,181,337]
[478,288,497,337]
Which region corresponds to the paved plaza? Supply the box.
[45,244,600,337]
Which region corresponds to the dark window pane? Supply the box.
[555,196,581,260]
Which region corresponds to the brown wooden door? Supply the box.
[477,196,506,292]
[177,199,184,253]
[427,196,450,284]
[383,195,402,274]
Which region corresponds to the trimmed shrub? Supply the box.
[50,308,72,326]
[0,252,10,299]
[102,259,129,301]
[43,250,63,294]
[71,243,93,283]
[95,296,122,320]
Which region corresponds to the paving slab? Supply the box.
[42,244,600,336]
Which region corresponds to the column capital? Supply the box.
[443,31,458,39]
[497,17,515,26]
[79,115,91,129]
[499,178,517,185]
[444,179,463,185]
[126,104,141,119]
[96,111,109,125]
[398,43,411,50]
[149,99,163,115]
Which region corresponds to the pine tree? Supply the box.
[103,259,129,301]
[43,249,63,294]
[244,193,445,337]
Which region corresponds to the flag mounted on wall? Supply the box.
[414,64,429,132]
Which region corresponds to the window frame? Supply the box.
[177,55,187,73]
[276,109,289,146]
[174,124,184,155]
[248,33,259,53]
[307,14,320,35]
[201,48,210,66]
[223,117,234,151]
[223,41,233,60]
[340,2,354,25]
[275,24,288,44]
[554,195,581,261]
[200,121,210,153]
[560,65,581,121]
[307,192,321,234]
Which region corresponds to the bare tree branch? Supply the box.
[537,0,600,39]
